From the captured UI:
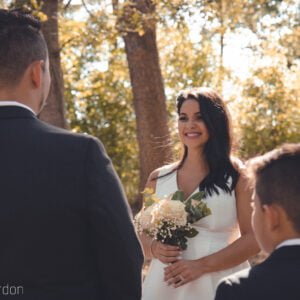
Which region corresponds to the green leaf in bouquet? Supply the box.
[184,191,205,215]
[185,227,198,238]
[158,227,189,250]
[179,237,188,250]
[188,210,201,223]
[186,191,205,202]
[171,190,185,202]
[187,199,212,223]
[184,199,192,212]
[196,201,212,218]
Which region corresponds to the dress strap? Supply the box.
[155,164,178,198]
[157,163,177,177]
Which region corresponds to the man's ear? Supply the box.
[263,204,280,231]
[30,60,44,88]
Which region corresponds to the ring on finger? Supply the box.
[173,275,184,285]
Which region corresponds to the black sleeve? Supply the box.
[215,277,242,300]
[85,137,144,300]
[215,281,230,300]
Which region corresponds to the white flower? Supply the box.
[135,204,156,232]
[152,199,187,227]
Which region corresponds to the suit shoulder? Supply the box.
[218,264,267,292]
[37,120,101,145]
[215,268,252,300]
[219,267,251,286]
[34,121,108,161]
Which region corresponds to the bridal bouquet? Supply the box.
[134,188,212,250]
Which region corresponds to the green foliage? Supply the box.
[4,0,298,204]
[60,10,139,204]
[157,222,198,250]
[171,191,212,224]
[171,190,185,202]
[236,66,300,159]
[61,0,300,198]
[158,23,214,94]
[229,0,300,159]
[185,192,211,224]
[157,189,211,249]
[156,222,189,250]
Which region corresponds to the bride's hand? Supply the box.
[151,240,182,264]
[164,259,204,288]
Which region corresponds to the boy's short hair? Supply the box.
[248,144,300,232]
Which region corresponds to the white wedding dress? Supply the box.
[142,164,249,300]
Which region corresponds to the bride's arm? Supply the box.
[200,172,259,270]
[139,169,158,260]
[139,169,181,263]
[164,170,260,287]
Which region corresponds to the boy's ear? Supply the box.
[263,204,280,231]
[29,60,44,88]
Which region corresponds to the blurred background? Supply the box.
[2,0,299,210]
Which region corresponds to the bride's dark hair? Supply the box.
[160,87,239,197]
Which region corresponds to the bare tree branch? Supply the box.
[81,0,95,18]
[64,0,72,10]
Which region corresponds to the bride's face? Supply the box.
[178,99,209,150]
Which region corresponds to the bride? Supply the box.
[140,87,259,300]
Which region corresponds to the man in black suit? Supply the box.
[0,9,143,299]
[215,143,300,300]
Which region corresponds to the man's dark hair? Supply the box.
[0,9,48,87]
[249,143,300,232]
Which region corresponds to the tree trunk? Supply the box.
[39,0,66,128]
[116,0,172,209]
[14,0,66,128]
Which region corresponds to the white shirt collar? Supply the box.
[276,238,300,249]
[0,101,36,115]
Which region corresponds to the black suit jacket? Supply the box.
[0,106,144,300]
[215,245,300,300]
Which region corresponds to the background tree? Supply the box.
[39,0,66,128]
[114,0,172,209]
[13,0,66,128]
[236,66,299,159]
[3,0,298,207]
[231,0,300,159]
[60,2,140,205]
